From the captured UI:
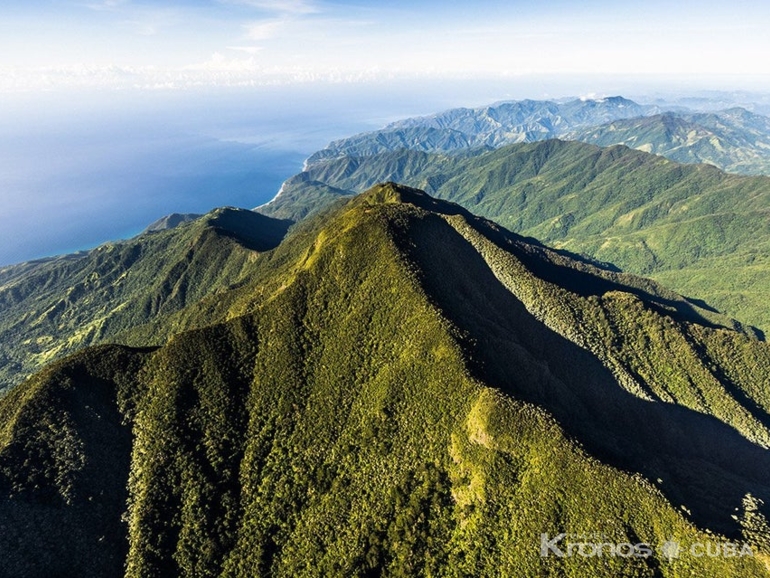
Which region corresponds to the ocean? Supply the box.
[0,81,476,266]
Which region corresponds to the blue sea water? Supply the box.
[0,82,466,267]
[2,75,738,267]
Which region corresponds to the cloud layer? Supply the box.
[3,0,770,91]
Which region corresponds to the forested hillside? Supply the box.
[1,184,768,577]
[0,208,291,392]
[260,141,770,332]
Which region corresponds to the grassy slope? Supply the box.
[0,185,768,577]
[259,141,770,332]
[0,208,292,393]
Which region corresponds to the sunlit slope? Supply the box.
[571,108,770,175]
[1,184,768,577]
[0,208,292,392]
[259,141,770,332]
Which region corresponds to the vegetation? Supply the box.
[0,207,292,392]
[8,125,770,395]
[0,184,768,576]
[572,108,770,175]
[259,140,770,332]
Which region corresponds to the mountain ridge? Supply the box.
[258,140,770,333]
[1,183,768,576]
[0,207,292,393]
[306,96,659,167]
[304,96,770,177]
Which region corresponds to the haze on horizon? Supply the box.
[2,0,770,266]
[3,0,770,90]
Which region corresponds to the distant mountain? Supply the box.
[143,212,202,232]
[0,207,292,393]
[259,140,770,333]
[572,107,770,175]
[1,184,768,576]
[305,96,660,166]
[305,97,770,176]
[389,95,651,135]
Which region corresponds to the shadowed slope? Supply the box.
[259,140,770,332]
[0,208,292,393]
[0,184,768,577]
[0,345,153,577]
[387,194,770,537]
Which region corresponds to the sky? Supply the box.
[3,0,770,266]
[3,0,770,91]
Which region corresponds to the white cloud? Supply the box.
[83,0,130,11]
[244,19,286,41]
[221,0,320,15]
[185,52,258,72]
[227,46,265,54]
[5,0,770,93]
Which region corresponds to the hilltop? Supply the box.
[0,207,292,392]
[259,140,770,333]
[1,184,768,576]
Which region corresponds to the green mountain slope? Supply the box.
[0,208,292,393]
[1,184,768,577]
[306,96,770,176]
[571,108,770,175]
[259,141,770,332]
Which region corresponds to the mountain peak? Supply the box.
[143,212,202,233]
[579,94,630,103]
[2,183,769,576]
[356,182,474,220]
[356,181,417,204]
[357,181,440,206]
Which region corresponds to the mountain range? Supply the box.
[305,96,659,166]
[1,184,769,576]
[1,95,770,576]
[306,96,770,176]
[260,139,770,335]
